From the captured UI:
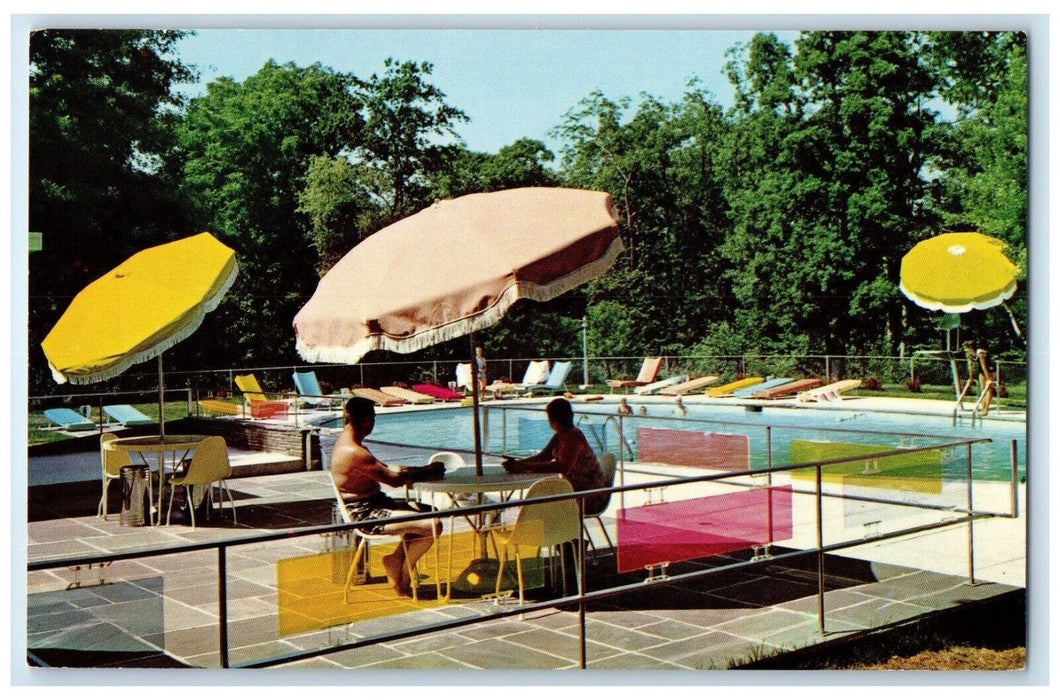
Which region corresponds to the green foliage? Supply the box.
[26,30,1029,396]
[351,58,468,219]
[173,60,363,368]
[28,29,195,392]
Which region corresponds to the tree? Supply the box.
[351,58,468,222]
[174,60,362,369]
[928,32,1028,353]
[28,29,194,393]
[431,138,558,199]
[722,32,946,357]
[553,86,734,361]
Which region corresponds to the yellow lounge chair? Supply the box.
[234,373,290,418]
[705,377,764,397]
[198,398,242,416]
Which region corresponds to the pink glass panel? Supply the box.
[616,486,793,573]
[637,427,750,470]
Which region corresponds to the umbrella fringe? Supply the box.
[899,278,1018,314]
[51,261,240,385]
[296,237,624,366]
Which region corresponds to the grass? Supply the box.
[851,645,1025,671]
[739,591,1027,671]
[27,400,221,447]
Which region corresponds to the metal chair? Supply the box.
[99,433,132,520]
[329,475,420,603]
[165,436,237,527]
[322,442,424,602]
[582,452,617,557]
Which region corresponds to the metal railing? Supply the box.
[27,431,1017,670]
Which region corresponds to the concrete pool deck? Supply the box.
[23,416,1027,674]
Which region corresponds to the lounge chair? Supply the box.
[381,385,437,404]
[198,398,242,416]
[734,378,792,398]
[797,379,862,403]
[658,376,720,396]
[234,373,290,419]
[102,404,154,427]
[606,357,663,392]
[634,375,686,396]
[455,363,474,392]
[512,360,551,390]
[412,383,465,401]
[705,377,764,397]
[292,370,344,409]
[523,361,574,396]
[752,378,823,400]
[351,386,406,407]
[43,407,95,431]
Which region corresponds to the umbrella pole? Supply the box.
[158,354,165,439]
[470,333,483,476]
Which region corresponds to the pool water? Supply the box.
[349,400,1026,483]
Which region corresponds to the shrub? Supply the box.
[905,376,922,393]
[863,377,883,391]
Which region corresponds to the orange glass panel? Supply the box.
[637,427,750,470]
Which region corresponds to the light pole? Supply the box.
[581,316,590,389]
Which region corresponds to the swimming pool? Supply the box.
[337,399,1026,482]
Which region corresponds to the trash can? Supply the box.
[120,465,149,527]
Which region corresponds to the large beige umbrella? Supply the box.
[294,187,624,472]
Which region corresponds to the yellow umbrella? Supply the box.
[42,232,238,435]
[899,232,1018,313]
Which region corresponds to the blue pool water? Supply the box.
[343,400,1026,482]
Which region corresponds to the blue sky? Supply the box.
[174,28,792,154]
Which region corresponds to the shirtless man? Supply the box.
[331,397,444,596]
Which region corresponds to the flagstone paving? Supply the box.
[22,438,1025,674]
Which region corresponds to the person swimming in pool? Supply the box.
[617,397,632,415]
[331,397,445,597]
[673,397,687,416]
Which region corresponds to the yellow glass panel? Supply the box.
[790,440,943,494]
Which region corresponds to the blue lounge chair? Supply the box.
[525,361,573,395]
[103,404,155,427]
[43,407,95,431]
[733,378,792,398]
[293,370,344,408]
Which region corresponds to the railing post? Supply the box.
[218,545,230,668]
[618,414,625,512]
[577,498,587,670]
[1010,439,1019,518]
[816,463,825,634]
[966,443,976,586]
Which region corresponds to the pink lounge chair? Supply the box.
[412,383,464,402]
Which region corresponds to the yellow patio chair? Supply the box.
[99,433,133,520]
[489,478,581,606]
[165,436,237,527]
